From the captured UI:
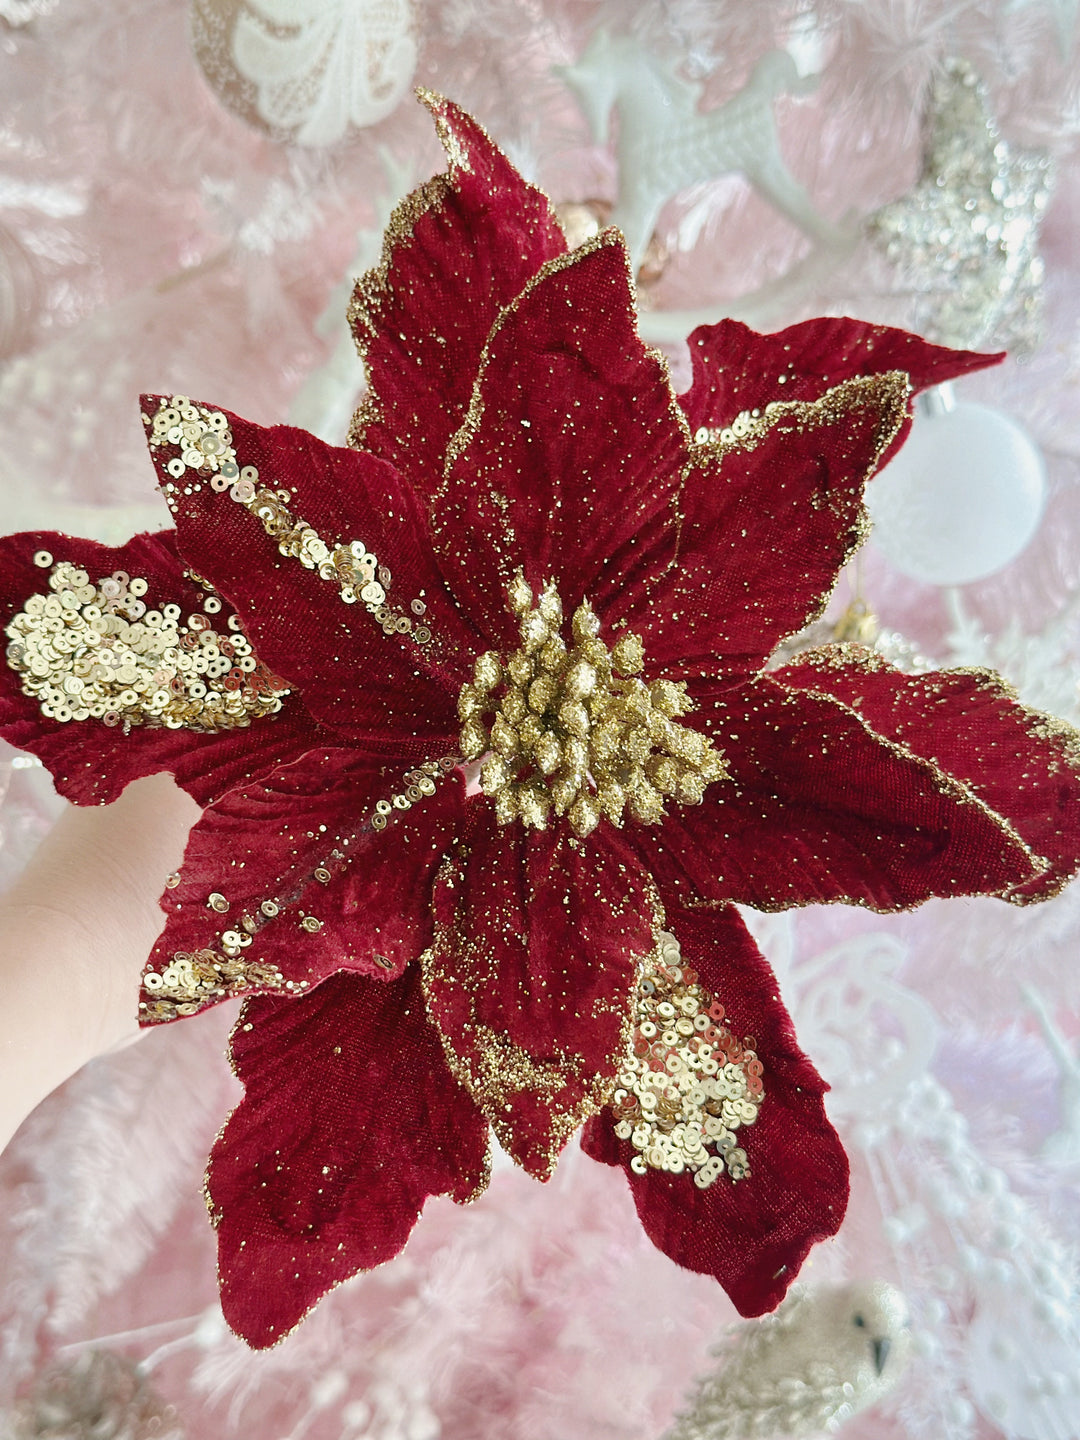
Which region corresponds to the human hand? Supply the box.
[0,772,199,1154]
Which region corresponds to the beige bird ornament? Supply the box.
[665,1281,912,1439]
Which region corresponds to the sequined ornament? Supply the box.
[3,95,1080,1352]
[866,58,1053,354]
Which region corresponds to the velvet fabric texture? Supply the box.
[2,94,1079,1349]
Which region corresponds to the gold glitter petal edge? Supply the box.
[688,371,910,661]
[751,674,1047,915]
[417,86,474,175]
[438,229,692,495]
[204,994,492,1352]
[347,171,451,373]
[420,861,665,1181]
[348,88,558,454]
[203,999,350,1353]
[791,646,1080,905]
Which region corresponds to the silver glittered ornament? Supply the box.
[663,1281,912,1439]
[866,58,1053,354]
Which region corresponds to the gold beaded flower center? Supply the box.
[457,574,727,838]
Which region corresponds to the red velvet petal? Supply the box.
[142,747,464,1024]
[622,374,909,682]
[422,800,658,1179]
[775,647,1080,903]
[0,528,329,806]
[633,672,1039,913]
[581,903,848,1317]
[208,967,490,1348]
[142,400,476,757]
[429,233,689,649]
[348,92,567,502]
[680,315,1002,445]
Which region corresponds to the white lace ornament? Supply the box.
[191,0,416,146]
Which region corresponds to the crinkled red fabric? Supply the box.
[0,528,330,806]
[424,799,654,1178]
[349,94,567,502]
[679,315,1003,465]
[429,235,688,652]
[141,404,473,755]
[632,673,1038,913]
[775,648,1080,902]
[617,375,908,684]
[582,902,848,1317]
[208,967,490,1349]
[145,750,465,1018]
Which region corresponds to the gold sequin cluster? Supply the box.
[4,557,289,731]
[611,931,764,1186]
[370,755,459,831]
[142,944,288,1022]
[458,574,727,838]
[693,407,763,449]
[146,395,432,645]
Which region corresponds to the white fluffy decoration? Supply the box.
[665,1281,912,1439]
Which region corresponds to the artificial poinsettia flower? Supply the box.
[3,94,1080,1351]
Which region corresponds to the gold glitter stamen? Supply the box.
[458,575,727,837]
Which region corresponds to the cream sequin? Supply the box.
[612,930,764,1186]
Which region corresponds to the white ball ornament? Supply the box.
[866,384,1046,586]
